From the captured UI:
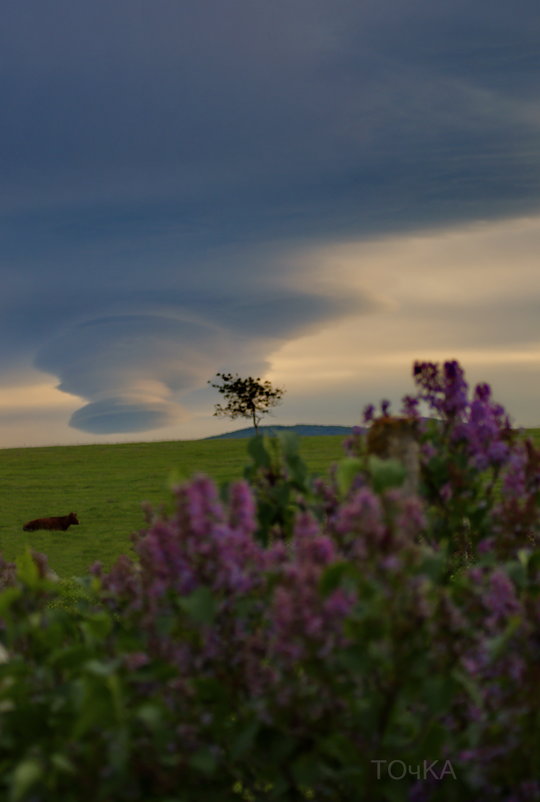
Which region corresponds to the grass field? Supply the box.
[0,435,346,578]
[3,428,540,579]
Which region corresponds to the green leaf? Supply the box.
[367,455,406,493]
[106,672,126,724]
[84,659,118,677]
[73,680,114,737]
[420,673,460,714]
[256,728,297,762]
[247,435,271,469]
[48,644,91,671]
[336,458,364,495]
[50,753,76,775]
[192,676,228,705]
[178,586,217,626]
[15,549,40,588]
[291,753,321,786]
[319,732,359,765]
[10,758,43,802]
[452,668,484,708]
[486,615,521,660]
[318,561,358,596]
[190,747,218,775]
[230,719,260,760]
[136,703,164,731]
[81,611,113,643]
[0,587,22,616]
[503,562,527,590]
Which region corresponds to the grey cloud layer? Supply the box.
[2,0,540,433]
[2,0,539,227]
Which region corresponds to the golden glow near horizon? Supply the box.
[267,215,540,423]
[0,382,81,411]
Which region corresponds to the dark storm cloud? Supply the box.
[2,0,540,433]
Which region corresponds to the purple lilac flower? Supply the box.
[100,553,144,607]
[413,360,469,420]
[138,519,195,597]
[468,566,485,583]
[343,425,366,457]
[123,652,150,671]
[421,441,437,460]
[295,532,337,566]
[333,486,386,550]
[265,540,289,567]
[269,563,353,665]
[483,569,521,621]
[478,537,495,554]
[227,480,257,538]
[293,510,321,541]
[442,360,469,418]
[381,554,401,572]
[461,652,488,677]
[474,382,491,403]
[502,449,527,498]
[362,403,375,424]
[0,556,17,590]
[384,489,426,544]
[174,475,224,540]
[439,482,453,503]
[487,440,510,463]
[506,653,526,682]
[413,361,441,394]
[400,394,420,418]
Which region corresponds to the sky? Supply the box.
[2,0,540,447]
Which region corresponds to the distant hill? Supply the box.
[203,424,359,440]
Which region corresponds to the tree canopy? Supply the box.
[209,372,285,434]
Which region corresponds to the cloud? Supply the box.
[33,311,244,434]
[1,0,539,231]
[31,280,370,433]
[2,1,540,439]
[69,397,180,435]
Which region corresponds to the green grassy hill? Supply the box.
[3,428,539,579]
[0,435,346,577]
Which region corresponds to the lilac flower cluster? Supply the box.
[87,447,540,797]
[412,360,514,472]
[357,359,540,561]
[0,555,17,591]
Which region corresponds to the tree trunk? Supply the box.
[251,406,259,435]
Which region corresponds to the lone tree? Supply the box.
[209,372,285,434]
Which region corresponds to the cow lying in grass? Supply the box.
[22,512,80,532]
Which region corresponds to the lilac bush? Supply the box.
[0,360,539,801]
[344,359,540,565]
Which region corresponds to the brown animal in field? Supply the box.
[22,512,80,532]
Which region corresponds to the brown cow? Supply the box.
[22,512,80,532]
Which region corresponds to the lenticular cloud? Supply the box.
[31,280,367,435]
[34,312,244,435]
[69,396,181,435]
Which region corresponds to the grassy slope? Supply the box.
[3,429,539,579]
[1,436,345,577]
